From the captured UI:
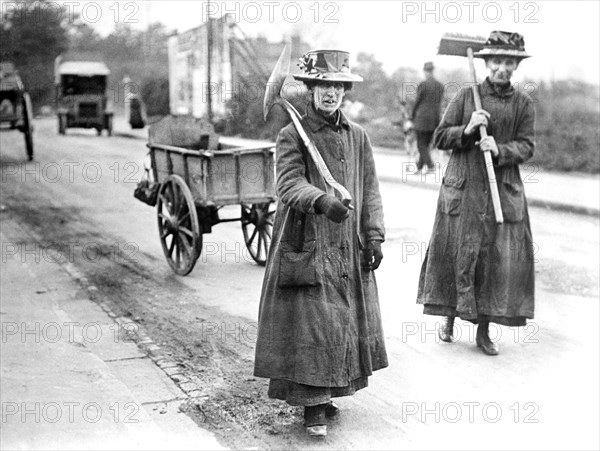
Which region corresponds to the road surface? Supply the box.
[1,117,598,450]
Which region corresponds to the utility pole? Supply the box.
[206,12,213,123]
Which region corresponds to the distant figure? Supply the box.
[411,61,444,172]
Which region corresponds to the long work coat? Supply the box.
[417,78,536,326]
[412,77,445,132]
[254,104,388,388]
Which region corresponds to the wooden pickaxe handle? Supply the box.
[467,48,504,224]
[280,99,354,210]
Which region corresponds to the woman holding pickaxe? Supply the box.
[417,31,536,356]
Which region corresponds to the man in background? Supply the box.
[411,61,444,172]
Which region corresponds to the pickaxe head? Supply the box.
[263,43,291,121]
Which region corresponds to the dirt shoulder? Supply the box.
[0,183,304,450]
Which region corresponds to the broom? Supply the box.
[438,33,504,223]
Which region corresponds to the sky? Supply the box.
[45,0,600,84]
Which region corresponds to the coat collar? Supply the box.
[304,102,351,132]
[481,77,515,98]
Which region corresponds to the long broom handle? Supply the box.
[467,48,504,224]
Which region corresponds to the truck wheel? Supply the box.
[58,115,66,135]
[106,115,113,136]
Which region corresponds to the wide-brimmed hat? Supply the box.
[293,50,363,83]
[474,31,531,59]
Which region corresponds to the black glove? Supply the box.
[363,241,383,270]
[315,195,350,223]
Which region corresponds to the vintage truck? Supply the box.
[55,53,113,136]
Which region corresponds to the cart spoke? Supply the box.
[165,183,174,203]
[178,210,190,226]
[170,183,179,214]
[256,232,263,260]
[170,183,179,215]
[176,186,185,217]
[264,225,273,238]
[158,194,170,210]
[160,229,172,239]
[246,227,258,247]
[168,236,176,257]
[178,233,193,257]
[175,236,181,267]
[179,226,194,238]
[262,232,270,259]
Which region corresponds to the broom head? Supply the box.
[438,33,487,57]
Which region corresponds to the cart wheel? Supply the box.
[58,114,66,135]
[157,175,202,275]
[241,202,275,266]
[22,93,34,160]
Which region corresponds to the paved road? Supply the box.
[1,117,598,450]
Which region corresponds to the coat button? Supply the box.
[342,273,348,280]
[340,158,345,163]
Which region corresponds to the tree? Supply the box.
[349,53,398,118]
[0,0,70,108]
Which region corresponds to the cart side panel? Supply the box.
[187,156,206,201]
[239,151,276,200]
[206,148,275,205]
[169,152,186,182]
[153,148,171,183]
[207,152,238,204]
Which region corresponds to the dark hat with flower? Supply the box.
[293,49,363,83]
[474,31,531,59]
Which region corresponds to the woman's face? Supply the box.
[312,81,345,115]
[486,56,519,84]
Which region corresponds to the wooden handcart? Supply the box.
[0,62,34,160]
[147,116,276,275]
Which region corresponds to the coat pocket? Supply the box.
[500,181,525,222]
[277,241,318,288]
[440,176,465,215]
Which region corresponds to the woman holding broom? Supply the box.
[417,31,536,356]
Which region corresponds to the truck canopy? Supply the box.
[54,53,110,84]
[57,61,110,77]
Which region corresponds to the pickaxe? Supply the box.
[263,44,353,209]
[438,33,504,223]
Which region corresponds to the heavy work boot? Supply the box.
[304,404,327,437]
[476,321,499,356]
[437,316,455,343]
[325,401,339,418]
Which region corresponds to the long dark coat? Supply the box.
[417,78,536,326]
[412,77,445,132]
[254,104,388,387]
